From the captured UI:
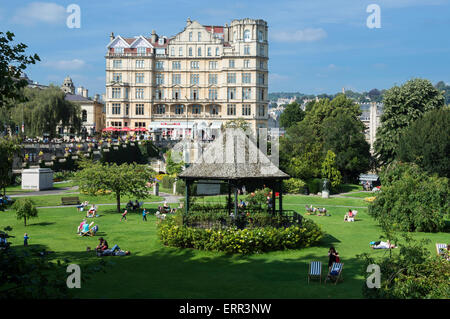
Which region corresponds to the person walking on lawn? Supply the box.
[120,209,128,222]
[142,208,149,221]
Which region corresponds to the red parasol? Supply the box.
[102,127,119,132]
[133,127,147,132]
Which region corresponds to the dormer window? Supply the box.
[115,47,124,54]
[158,38,164,45]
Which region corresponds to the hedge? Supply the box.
[158,217,323,254]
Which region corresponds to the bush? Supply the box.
[283,178,306,194]
[359,235,450,299]
[368,162,449,232]
[306,178,322,194]
[158,217,323,254]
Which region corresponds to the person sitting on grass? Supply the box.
[89,225,99,236]
[80,222,94,236]
[370,240,397,249]
[77,219,87,234]
[96,237,108,252]
[97,244,130,256]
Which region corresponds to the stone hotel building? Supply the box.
[105,18,269,138]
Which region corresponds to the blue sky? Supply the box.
[1,0,449,96]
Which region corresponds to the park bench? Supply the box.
[61,196,81,205]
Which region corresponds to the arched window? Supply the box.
[244,30,251,42]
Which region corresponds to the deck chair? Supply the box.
[436,243,447,256]
[325,262,344,285]
[308,261,322,284]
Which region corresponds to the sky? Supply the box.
[0,0,449,97]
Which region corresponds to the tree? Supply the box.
[12,198,38,226]
[279,101,305,129]
[280,94,365,182]
[0,31,40,108]
[0,137,21,196]
[321,150,342,190]
[374,79,445,165]
[435,81,450,105]
[11,86,81,138]
[397,107,450,177]
[322,112,371,182]
[368,162,449,232]
[165,150,184,175]
[75,160,155,213]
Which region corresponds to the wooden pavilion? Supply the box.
[178,129,290,217]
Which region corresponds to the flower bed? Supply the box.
[158,216,323,254]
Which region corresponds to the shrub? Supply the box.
[368,162,449,232]
[306,178,322,194]
[158,217,323,254]
[283,178,306,194]
[359,235,450,299]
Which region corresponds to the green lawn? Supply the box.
[340,191,376,199]
[1,194,448,299]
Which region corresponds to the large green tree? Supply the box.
[322,112,371,182]
[11,86,81,138]
[368,162,449,232]
[279,101,305,129]
[280,94,366,182]
[374,78,445,165]
[75,160,155,213]
[397,107,450,178]
[0,31,40,108]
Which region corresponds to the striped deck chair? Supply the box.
[325,262,344,285]
[308,261,322,284]
[436,243,447,256]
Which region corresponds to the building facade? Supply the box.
[359,102,383,153]
[105,18,269,139]
[61,77,106,136]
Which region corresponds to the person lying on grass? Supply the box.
[97,244,130,256]
[370,240,397,249]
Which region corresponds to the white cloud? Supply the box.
[12,2,66,25]
[271,28,327,42]
[43,59,86,70]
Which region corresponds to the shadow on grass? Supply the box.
[45,247,367,298]
[28,222,56,227]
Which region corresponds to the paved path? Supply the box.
[9,186,79,198]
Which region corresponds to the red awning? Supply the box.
[102,127,119,132]
[120,127,132,132]
[133,127,147,132]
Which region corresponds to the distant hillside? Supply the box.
[269,81,449,105]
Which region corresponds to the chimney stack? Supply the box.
[82,88,88,98]
[110,32,115,42]
[151,30,157,43]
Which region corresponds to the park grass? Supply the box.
[340,191,376,199]
[12,193,164,207]
[1,194,448,299]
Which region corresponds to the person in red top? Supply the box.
[120,209,128,222]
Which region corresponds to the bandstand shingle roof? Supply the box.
[179,129,289,180]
